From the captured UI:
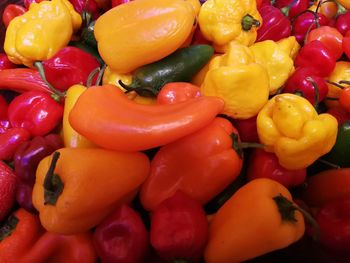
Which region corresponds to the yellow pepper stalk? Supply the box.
[198,0,262,52]
[4,0,81,67]
[201,42,269,119]
[326,61,350,108]
[63,85,96,148]
[249,39,296,95]
[257,93,338,170]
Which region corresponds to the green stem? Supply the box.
[306,77,320,109]
[0,215,19,241]
[318,158,341,169]
[86,66,100,88]
[241,14,261,31]
[231,133,265,159]
[95,64,107,86]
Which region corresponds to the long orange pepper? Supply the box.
[69,85,224,152]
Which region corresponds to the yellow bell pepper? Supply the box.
[276,36,301,60]
[200,42,269,119]
[63,85,96,148]
[249,39,296,95]
[326,61,350,108]
[198,0,262,52]
[257,93,338,170]
[4,0,82,67]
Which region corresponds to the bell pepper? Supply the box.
[4,0,82,67]
[249,39,296,94]
[117,45,214,97]
[0,128,31,161]
[198,0,262,52]
[344,30,350,60]
[308,0,338,20]
[14,134,63,213]
[0,161,16,222]
[94,0,196,73]
[200,42,269,119]
[2,4,26,28]
[62,85,95,148]
[69,0,101,21]
[150,191,208,263]
[204,178,305,263]
[93,204,149,263]
[8,91,64,137]
[276,36,301,60]
[257,93,338,170]
[232,116,260,143]
[326,61,350,108]
[140,117,243,211]
[69,84,224,152]
[327,106,350,126]
[247,148,307,188]
[32,148,150,234]
[156,82,201,105]
[34,47,100,92]
[274,0,309,18]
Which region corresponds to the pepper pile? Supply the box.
[1,0,350,262]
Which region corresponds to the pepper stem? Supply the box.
[43,152,64,206]
[0,214,19,241]
[305,77,320,108]
[118,80,157,97]
[231,133,265,159]
[241,14,261,31]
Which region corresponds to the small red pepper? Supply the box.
[2,4,27,28]
[274,0,309,18]
[295,40,336,78]
[150,191,209,263]
[0,161,16,222]
[0,53,18,70]
[93,204,149,263]
[327,106,350,127]
[8,91,64,137]
[335,12,350,36]
[156,82,201,104]
[343,30,350,60]
[232,116,259,143]
[0,128,30,161]
[69,0,101,20]
[246,148,307,188]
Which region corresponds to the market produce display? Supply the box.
[1,0,350,262]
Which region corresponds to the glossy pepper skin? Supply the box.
[204,178,305,263]
[274,0,309,18]
[338,0,350,10]
[69,0,100,20]
[156,82,201,105]
[0,128,30,161]
[150,191,208,263]
[14,134,63,213]
[2,4,26,28]
[32,148,150,234]
[140,117,243,211]
[335,12,350,35]
[0,53,17,70]
[257,93,338,170]
[0,161,16,222]
[93,204,149,263]
[69,85,224,152]
[198,0,262,52]
[201,42,269,119]
[8,91,64,137]
[37,47,100,92]
[94,0,196,73]
[4,0,82,67]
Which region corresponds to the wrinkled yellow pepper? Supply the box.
[250,39,296,95]
[326,61,350,108]
[276,36,300,61]
[198,0,262,52]
[4,0,81,67]
[257,93,338,170]
[201,42,269,119]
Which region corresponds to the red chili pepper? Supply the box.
[292,12,329,44]
[150,191,209,263]
[274,0,309,18]
[2,4,27,28]
[0,128,30,161]
[232,116,259,143]
[283,67,329,106]
[327,106,350,126]
[295,40,336,78]
[23,0,45,9]
[93,204,149,263]
[14,134,63,213]
[35,47,100,92]
[156,82,201,104]
[8,91,64,137]
[0,161,16,222]
[256,4,291,42]
[343,30,350,60]
[0,53,18,70]
[316,197,350,252]
[69,0,101,20]
[335,12,350,35]
[246,148,307,188]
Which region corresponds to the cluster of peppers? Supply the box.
[0,0,350,262]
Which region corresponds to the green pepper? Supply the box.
[118,44,214,97]
[323,121,350,167]
[81,21,97,49]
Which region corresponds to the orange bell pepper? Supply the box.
[204,178,305,263]
[32,148,150,234]
[69,85,224,152]
[140,117,243,211]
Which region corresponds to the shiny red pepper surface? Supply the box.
[0,161,16,222]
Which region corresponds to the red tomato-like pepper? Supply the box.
[0,128,30,161]
[0,161,16,222]
[335,12,350,35]
[339,86,350,113]
[247,148,307,188]
[343,30,350,60]
[327,106,350,126]
[7,91,64,137]
[93,204,149,263]
[232,116,259,143]
[156,82,201,104]
[0,53,17,70]
[2,4,27,28]
[274,0,309,18]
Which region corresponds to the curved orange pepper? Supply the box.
[69,85,224,152]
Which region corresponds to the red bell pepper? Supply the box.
[150,191,209,263]
[2,4,27,28]
[256,4,291,42]
[295,40,336,78]
[35,47,100,92]
[0,161,16,222]
[282,67,329,106]
[246,148,307,188]
[93,204,149,263]
[0,128,30,161]
[232,116,260,143]
[274,0,309,18]
[69,0,101,20]
[156,82,201,104]
[0,53,18,70]
[335,12,350,35]
[8,91,64,137]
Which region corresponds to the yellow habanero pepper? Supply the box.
[276,36,300,61]
[257,93,338,170]
[326,61,350,108]
[198,0,262,52]
[201,42,269,119]
[250,39,296,95]
[63,85,95,148]
[4,0,81,67]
